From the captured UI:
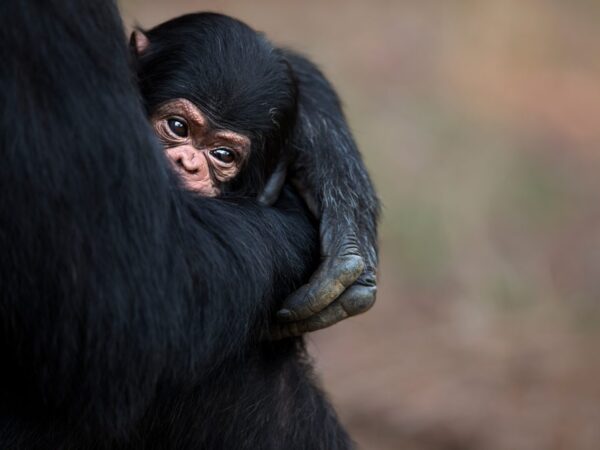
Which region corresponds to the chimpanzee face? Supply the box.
[150,98,251,196]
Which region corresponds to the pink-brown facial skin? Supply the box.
[150,98,251,196]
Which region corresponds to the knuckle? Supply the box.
[336,254,365,283]
[342,286,376,315]
[342,253,364,270]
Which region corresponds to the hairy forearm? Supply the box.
[284,51,379,266]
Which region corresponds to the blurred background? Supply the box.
[120,1,600,449]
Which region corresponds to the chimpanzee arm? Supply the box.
[262,50,380,338]
[176,188,317,359]
[0,0,315,434]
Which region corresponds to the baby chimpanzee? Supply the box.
[131,13,379,337]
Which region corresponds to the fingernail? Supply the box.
[277,309,292,320]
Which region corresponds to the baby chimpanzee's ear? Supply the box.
[129,29,150,55]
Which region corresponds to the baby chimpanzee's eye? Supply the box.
[210,148,236,164]
[167,118,188,138]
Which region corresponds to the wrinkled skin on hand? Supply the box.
[271,220,377,339]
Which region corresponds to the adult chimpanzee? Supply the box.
[131,14,380,339]
[0,2,375,450]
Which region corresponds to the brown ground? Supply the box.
[120,1,600,448]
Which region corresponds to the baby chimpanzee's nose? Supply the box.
[168,146,201,173]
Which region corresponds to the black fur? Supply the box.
[0,1,352,449]
[135,13,298,196]
[284,50,380,275]
[134,13,380,312]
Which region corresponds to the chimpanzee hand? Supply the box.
[260,50,380,339]
[277,215,377,340]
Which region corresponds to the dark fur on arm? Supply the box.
[284,51,379,269]
[268,50,380,337]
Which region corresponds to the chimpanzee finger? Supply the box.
[258,158,288,206]
[269,283,376,340]
[276,253,364,322]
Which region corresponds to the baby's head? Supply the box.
[131,13,297,196]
